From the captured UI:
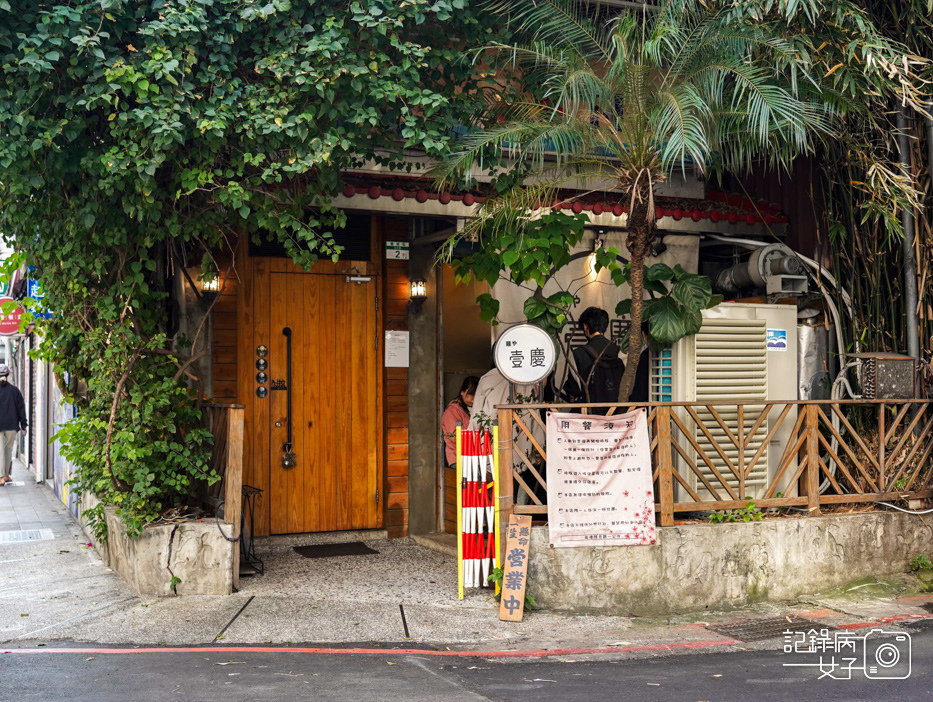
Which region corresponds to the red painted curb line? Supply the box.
[3,614,928,658]
[837,613,931,630]
[1,640,738,658]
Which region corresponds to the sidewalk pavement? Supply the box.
[0,459,75,536]
[2,462,932,659]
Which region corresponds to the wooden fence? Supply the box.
[495,400,933,532]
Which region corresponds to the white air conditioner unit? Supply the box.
[651,303,799,503]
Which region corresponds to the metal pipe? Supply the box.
[700,233,850,366]
[896,108,921,361]
[701,234,852,310]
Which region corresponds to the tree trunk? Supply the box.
[617,195,652,403]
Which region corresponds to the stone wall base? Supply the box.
[80,493,235,596]
[528,512,933,615]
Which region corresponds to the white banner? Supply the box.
[546,409,656,548]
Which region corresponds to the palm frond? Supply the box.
[483,0,615,63]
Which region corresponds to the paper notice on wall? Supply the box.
[546,408,656,548]
[384,330,410,368]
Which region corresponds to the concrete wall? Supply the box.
[406,241,440,535]
[81,495,236,597]
[528,512,933,615]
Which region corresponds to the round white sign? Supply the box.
[493,323,557,385]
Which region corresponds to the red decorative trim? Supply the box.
[337,173,787,223]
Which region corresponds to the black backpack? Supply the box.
[582,343,624,403]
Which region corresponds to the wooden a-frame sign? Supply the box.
[499,514,532,622]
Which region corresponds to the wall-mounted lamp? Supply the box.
[199,275,221,305]
[409,278,427,313]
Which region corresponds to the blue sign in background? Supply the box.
[26,272,52,319]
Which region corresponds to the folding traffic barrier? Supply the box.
[456,425,499,599]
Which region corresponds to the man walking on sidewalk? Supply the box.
[0,364,27,486]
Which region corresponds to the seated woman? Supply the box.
[441,376,479,469]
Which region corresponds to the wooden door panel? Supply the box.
[269,273,290,535]
[341,278,382,530]
[268,270,382,535]
[286,273,306,535]
[334,280,352,530]
[349,280,370,528]
[301,274,321,534]
[316,275,339,533]
[365,281,380,528]
[251,259,272,535]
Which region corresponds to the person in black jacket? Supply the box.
[0,364,27,486]
[630,321,652,404]
[562,307,624,414]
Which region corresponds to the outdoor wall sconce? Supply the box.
[409,278,427,313]
[199,275,221,300]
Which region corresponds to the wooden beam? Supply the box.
[224,406,244,591]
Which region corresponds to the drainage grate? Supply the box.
[708,616,837,642]
[0,529,55,543]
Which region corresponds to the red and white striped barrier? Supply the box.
[457,427,499,598]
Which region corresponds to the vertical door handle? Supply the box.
[281,327,296,468]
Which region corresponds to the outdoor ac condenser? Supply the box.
[651,302,799,503]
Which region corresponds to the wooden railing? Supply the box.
[195,402,245,587]
[496,400,933,529]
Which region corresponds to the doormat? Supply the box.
[293,542,379,559]
[707,616,837,642]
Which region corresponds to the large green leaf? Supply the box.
[643,278,669,295]
[646,263,675,282]
[547,290,575,308]
[523,296,547,320]
[672,275,713,311]
[647,297,687,343]
[683,307,703,336]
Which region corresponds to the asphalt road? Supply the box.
[4,626,932,702]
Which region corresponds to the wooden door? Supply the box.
[268,272,382,534]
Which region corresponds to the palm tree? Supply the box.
[435,0,844,401]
